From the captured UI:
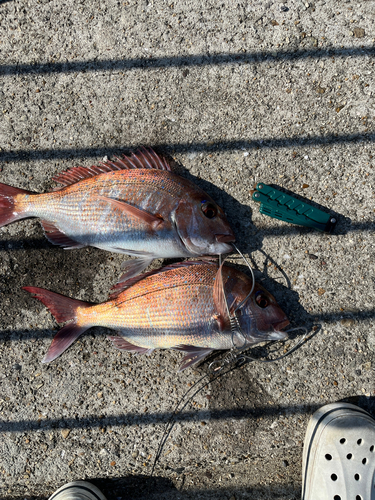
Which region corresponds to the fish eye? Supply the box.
[255,291,269,308]
[201,201,217,219]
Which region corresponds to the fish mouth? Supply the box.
[215,233,236,243]
[272,319,290,332]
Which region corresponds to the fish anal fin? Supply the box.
[173,345,213,371]
[108,336,153,355]
[96,196,164,230]
[40,220,85,249]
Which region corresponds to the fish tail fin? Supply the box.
[22,286,92,363]
[0,182,34,227]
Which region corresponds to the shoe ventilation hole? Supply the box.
[362,458,367,465]
[334,496,341,500]
[356,496,362,500]
[347,453,352,460]
[355,473,360,481]
[331,474,338,481]
[370,445,374,452]
[340,438,346,444]
[357,439,363,445]
[325,454,332,460]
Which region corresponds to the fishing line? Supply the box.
[151,251,310,475]
[150,363,237,477]
[151,327,309,476]
[219,244,255,349]
[231,243,255,311]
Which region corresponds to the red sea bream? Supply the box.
[23,261,289,370]
[0,149,235,278]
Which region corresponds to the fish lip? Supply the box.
[215,233,236,243]
[272,319,290,332]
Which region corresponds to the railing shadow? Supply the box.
[0,403,321,434]
[1,478,299,500]
[4,387,375,435]
[0,215,373,254]
[0,305,373,343]
[0,46,374,77]
[1,133,375,164]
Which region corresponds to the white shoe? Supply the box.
[48,481,107,500]
[302,402,375,500]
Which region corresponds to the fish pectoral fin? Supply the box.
[109,258,155,298]
[173,345,213,371]
[213,262,230,325]
[40,220,85,249]
[213,313,230,332]
[96,196,164,230]
[119,257,154,281]
[107,336,154,355]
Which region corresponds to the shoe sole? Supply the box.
[48,480,107,500]
[302,402,375,500]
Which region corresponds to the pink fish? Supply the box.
[23,261,289,370]
[0,148,235,278]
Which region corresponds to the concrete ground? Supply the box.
[0,0,374,498]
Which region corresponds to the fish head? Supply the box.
[174,195,235,256]
[238,281,290,343]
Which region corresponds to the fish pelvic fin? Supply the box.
[22,286,93,362]
[173,345,213,371]
[108,336,154,355]
[52,148,171,188]
[0,182,34,227]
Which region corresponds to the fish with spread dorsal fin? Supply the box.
[0,148,235,278]
[23,262,289,371]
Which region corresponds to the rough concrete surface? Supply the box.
[0,0,374,498]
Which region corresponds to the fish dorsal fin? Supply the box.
[111,147,172,171]
[109,260,207,299]
[52,147,171,188]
